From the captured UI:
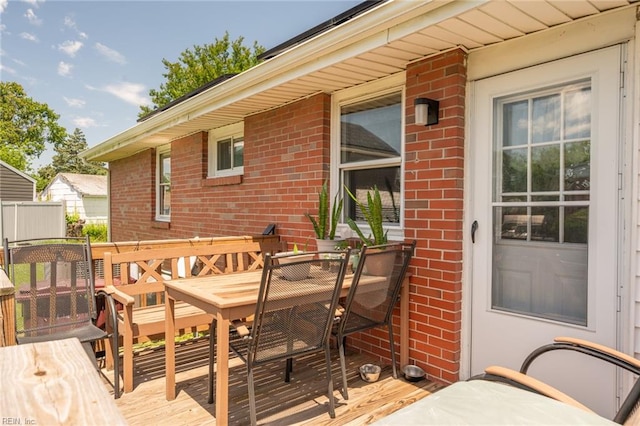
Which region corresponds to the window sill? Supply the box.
[152,221,170,230]
[204,175,243,187]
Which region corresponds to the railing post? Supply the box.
[0,268,15,346]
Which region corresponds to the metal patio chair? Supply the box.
[473,337,640,424]
[208,250,351,425]
[335,241,415,400]
[3,236,121,398]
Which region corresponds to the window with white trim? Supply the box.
[156,146,171,221]
[332,76,405,239]
[208,122,244,177]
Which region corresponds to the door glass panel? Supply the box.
[531,145,560,192]
[502,101,528,146]
[492,80,591,326]
[502,148,527,193]
[532,94,560,143]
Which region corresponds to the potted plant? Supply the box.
[344,185,392,275]
[305,181,344,251]
[344,185,388,246]
[274,243,314,280]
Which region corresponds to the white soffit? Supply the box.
[84,0,636,162]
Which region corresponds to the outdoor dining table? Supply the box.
[0,337,127,425]
[164,268,410,426]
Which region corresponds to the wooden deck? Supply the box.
[102,338,444,425]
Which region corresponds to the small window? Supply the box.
[216,137,244,173]
[156,147,171,221]
[208,123,244,177]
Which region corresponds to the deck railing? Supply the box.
[0,234,282,347]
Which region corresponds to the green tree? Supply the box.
[139,32,265,118]
[0,82,67,171]
[36,128,106,192]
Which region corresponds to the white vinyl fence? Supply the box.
[0,201,65,242]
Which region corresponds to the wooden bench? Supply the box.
[102,239,286,393]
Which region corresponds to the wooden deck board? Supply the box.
[103,338,444,425]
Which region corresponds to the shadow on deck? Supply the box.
[104,338,444,425]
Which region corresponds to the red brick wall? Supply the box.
[407,50,466,383]
[109,93,331,245]
[109,150,157,242]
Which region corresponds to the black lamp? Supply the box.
[414,98,439,126]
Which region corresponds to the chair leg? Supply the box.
[248,365,258,426]
[388,325,398,379]
[208,321,216,404]
[123,331,134,393]
[112,332,121,399]
[285,358,293,382]
[337,335,349,400]
[324,343,336,418]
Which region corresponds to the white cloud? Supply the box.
[25,8,42,25]
[20,32,38,42]
[0,0,8,13]
[64,16,87,39]
[95,42,126,64]
[102,82,151,106]
[58,40,82,57]
[57,61,72,77]
[72,116,98,128]
[63,96,85,108]
[0,63,17,75]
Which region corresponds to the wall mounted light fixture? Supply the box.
[414,98,439,126]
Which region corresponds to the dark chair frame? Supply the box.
[3,236,121,398]
[335,241,415,400]
[474,336,640,424]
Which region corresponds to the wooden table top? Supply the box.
[164,269,378,311]
[0,338,127,425]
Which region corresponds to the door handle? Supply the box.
[471,220,478,243]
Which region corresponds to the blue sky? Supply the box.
[0,0,361,168]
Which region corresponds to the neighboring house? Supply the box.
[0,160,35,201]
[41,173,107,224]
[0,161,65,240]
[83,1,640,417]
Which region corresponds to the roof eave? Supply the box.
[81,0,486,163]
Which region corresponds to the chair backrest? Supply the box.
[338,241,415,336]
[247,250,351,366]
[4,236,96,340]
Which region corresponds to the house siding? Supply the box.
[107,52,466,384]
[0,163,34,201]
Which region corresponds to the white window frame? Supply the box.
[330,73,406,241]
[208,122,244,177]
[156,145,171,222]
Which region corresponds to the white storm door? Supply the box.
[469,46,621,418]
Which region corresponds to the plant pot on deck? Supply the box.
[274,252,314,280]
[315,238,342,252]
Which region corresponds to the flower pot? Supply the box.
[315,238,342,252]
[274,252,314,280]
